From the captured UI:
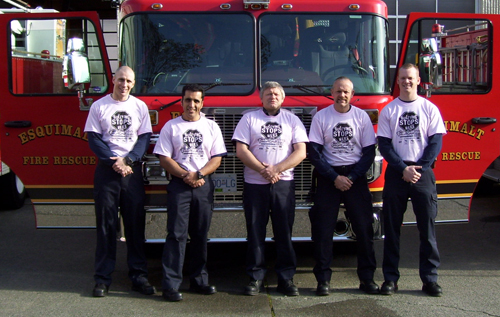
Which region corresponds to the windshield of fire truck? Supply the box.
[260,14,389,95]
[121,13,254,95]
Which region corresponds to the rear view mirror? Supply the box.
[419,38,442,97]
[62,37,90,91]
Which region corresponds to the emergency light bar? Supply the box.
[243,0,270,10]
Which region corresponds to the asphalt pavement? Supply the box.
[1,182,500,317]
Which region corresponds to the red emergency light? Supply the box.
[432,23,444,34]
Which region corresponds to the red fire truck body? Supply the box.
[0,2,499,241]
[396,13,500,219]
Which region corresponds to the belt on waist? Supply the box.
[403,161,417,165]
[403,160,436,169]
[332,164,356,175]
[98,160,141,167]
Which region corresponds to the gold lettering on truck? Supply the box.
[441,152,480,161]
[443,121,485,140]
[17,124,88,145]
[23,156,96,165]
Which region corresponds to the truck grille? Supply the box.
[202,107,316,206]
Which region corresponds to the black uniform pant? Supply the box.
[161,176,214,291]
[243,181,297,282]
[93,162,148,286]
[309,170,376,283]
[382,165,440,284]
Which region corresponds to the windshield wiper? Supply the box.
[156,82,252,111]
[281,85,334,101]
[197,82,252,89]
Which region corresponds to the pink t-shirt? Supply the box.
[232,108,309,184]
[153,115,227,171]
[84,94,152,157]
[377,96,447,162]
[308,105,376,166]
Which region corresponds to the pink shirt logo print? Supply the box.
[331,122,355,154]
[397,111,421,143]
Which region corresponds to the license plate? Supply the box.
[212,173,237,193]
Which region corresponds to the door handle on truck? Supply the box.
[4,120,32,128]
[472,117,497,124]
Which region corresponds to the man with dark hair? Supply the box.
[85,66,155,297]
[378,63,446,297]
[154,84,227,302]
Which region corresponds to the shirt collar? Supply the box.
[262,108,280,116]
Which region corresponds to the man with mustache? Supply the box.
[232,81,308,296]
[308,76,378,296]
[154,84,227,302]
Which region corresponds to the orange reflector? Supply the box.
[149,110,159,126]
[349,4,360,10]
[151,3,163,10]
[365,109,379,124]
[281,4,293,10]
[220,3,231,9]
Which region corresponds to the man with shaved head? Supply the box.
[85,66,155,298]
[308,76,378,296]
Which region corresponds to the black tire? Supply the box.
[0,171,26,210]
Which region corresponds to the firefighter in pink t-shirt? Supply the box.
[232,81,308,296]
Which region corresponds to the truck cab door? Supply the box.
[0,12,111,226]
[396,13,500,222]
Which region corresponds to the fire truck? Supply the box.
[0,0,498,242]
[0,4,60,210]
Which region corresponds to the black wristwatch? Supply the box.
[124,156,134,166]
[197,170,204,179]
